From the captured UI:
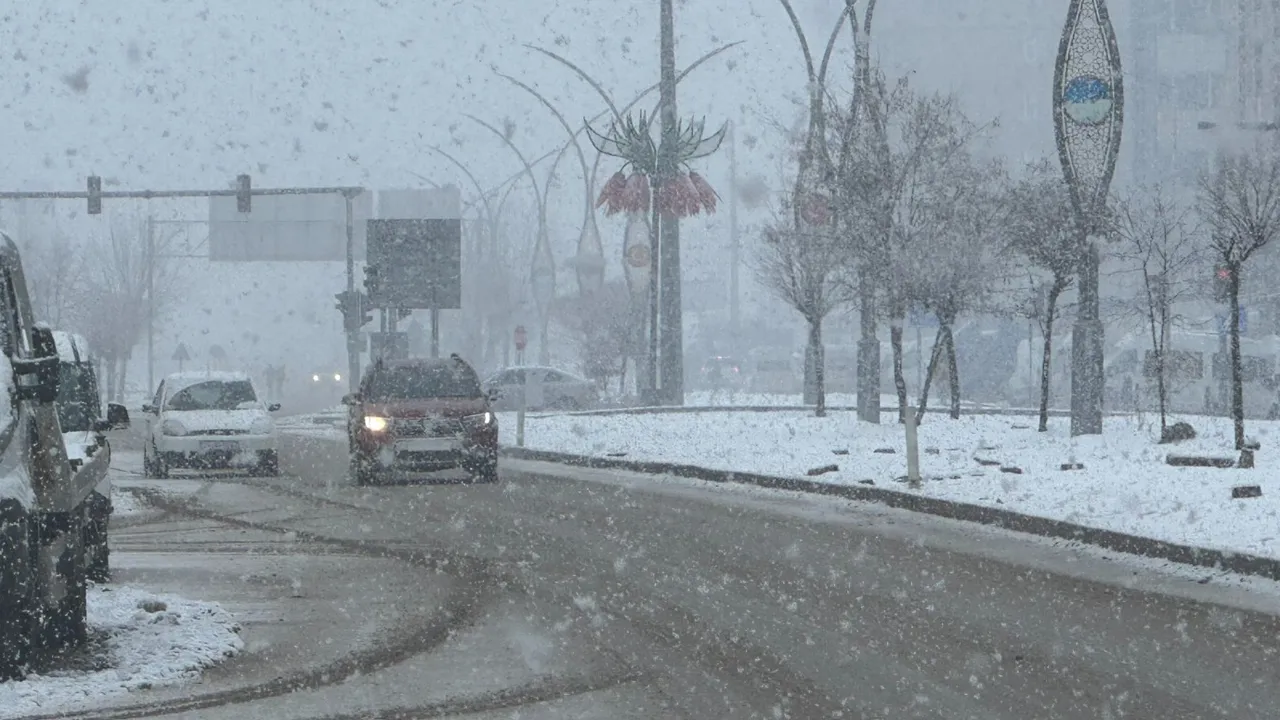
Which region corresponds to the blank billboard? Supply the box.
[208,191,372,262]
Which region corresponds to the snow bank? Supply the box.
[0,586,243,717]
[500,410,1280,563]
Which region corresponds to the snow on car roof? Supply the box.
[51,330,92,363]
[164,370,255,394]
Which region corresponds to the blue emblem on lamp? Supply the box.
[1063,76,1113,126]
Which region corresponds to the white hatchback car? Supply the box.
[142,371,281,477]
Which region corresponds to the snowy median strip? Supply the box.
[0,586,243,718]
[496,410,1280,578]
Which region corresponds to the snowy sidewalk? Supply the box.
[497,410,1280,564]
[0,586,242,718]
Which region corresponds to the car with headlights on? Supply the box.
[343,354,497,486]
[141,371,282,477]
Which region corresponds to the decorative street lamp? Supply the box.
[465,114,560,366]
[528,39,739,404]
[1053,0,1124,436]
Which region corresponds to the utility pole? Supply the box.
[146,215,155,393]
[343,191,361,391]
[657,0,685,405]
[729,119,740,357]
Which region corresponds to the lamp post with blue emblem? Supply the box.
[1053,0,1124,436]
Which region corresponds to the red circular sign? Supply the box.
[514,325,528,351]
[626,244,650,269]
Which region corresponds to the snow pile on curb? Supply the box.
[499,410,1280,563]
[110,488,148,517]
[0,586,244,718]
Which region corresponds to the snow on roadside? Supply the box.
[498,410,1280,563]
[0,586,243,718]
[110,487,148,517]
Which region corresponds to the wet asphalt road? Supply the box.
[105,427,1280,719]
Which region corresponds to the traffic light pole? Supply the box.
[344,191,361,393]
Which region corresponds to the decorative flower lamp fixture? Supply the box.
[586,111,727,218]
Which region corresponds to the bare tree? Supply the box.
[1003,158,1080,432]
[16,230,89,327]
[757,198,847,417]
[551,280,632,391]
[1198,144,1280,448]
[1111,185,1203,433]
[77,215,182,402]
[913,157,1009,420]
[842,72,984,422]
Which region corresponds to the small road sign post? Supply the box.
[515,325,529,448]
[172,343,191,373]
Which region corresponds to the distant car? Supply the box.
[141,371,282,478]
[483,366,599,411]
[699,356,747,391]
[344,354,498,486]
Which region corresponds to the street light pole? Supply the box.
[146,215,155,393]
[657,0,684,406]
[729,120,740,357]
[1053,0,1124,436]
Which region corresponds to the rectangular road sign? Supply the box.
[366,187,463,310]
[208,191,372,262]
[369,331,409,360]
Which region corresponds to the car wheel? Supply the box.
[45,506,88,650]
[146,443,170,479]
[350,452,377,487]
[85,514,110,584]
[0,500,34,679]
[252,451,280,478]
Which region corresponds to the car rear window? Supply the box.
[167,380,257,411]
[367,363,481,399]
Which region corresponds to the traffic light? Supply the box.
[336,291,374,332]
[363,265,380,300]
[1213,264,1233,302]
[236,174,251,213]
[87,175,101,215]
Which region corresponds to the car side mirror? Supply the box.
[105,402,131,429]
[341,393,360,406]
[141,403,156,414]
[268,403,281,412]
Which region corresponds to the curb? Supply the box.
[500,446,1280,582]
[517,405,1128,419]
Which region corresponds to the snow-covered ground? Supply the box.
[0,586,243,718]
[499,410,1280,562]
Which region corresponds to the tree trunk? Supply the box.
[856,278,880,423]
[1230,267,1245,449]
[1038,282,1063,432]
[808,317,826,418]
[916,324,947,421]
[116,357,130,403]
[1154,303,1169,433]
[890,320,907,424]
[945,321,960,420]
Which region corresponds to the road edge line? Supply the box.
[500,446,1280,582]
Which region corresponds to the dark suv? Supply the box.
[343,354,498,485]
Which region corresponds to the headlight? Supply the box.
[250,417,274,435]
[312,374,321,382]
[161,419,188,436]
[333,373,342,383]
[463,411,494,427]
[363,415,389,432]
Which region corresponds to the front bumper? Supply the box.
[356,425,497,472]
[157,433,277,468]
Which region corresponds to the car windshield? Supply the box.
[56,362,100,432]
[166,380,258,411]
[367,364,481,399]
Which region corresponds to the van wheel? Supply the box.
[46,507,88,649]
[350,453,378,487]
[0,501,34,679]
[85,514,110,583]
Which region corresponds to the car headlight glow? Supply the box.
[312,374,321,382]
[161,419,188,436]
[363,415,389,432]
[463,411,494,427]
[250,417,274,435]
[333,373,342,383]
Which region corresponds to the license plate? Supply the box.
[396,437,458,452]
[200,441,239,453]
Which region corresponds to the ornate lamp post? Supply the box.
[1053,0,1124,436]
[465,114,561,365]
